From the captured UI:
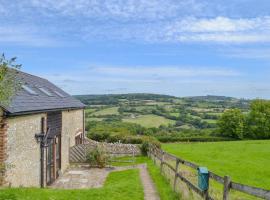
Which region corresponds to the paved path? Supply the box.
[50,164,160,200]
[138,164,160,200]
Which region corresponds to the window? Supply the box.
[75,132,83,145]
[38,87,53,96]
[54,90,65,98]
[22,85,38,95]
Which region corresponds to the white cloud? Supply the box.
[81,16,270,44]
[28,0,204,21]
[0,25,60,47]
[1,1,270,44]
[172,17,260,32]
[164,16,270,43]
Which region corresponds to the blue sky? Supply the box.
[1,0,270,99]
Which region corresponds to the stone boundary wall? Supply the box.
[85,138,141,156]
[70,138,141,163]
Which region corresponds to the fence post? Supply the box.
[223,176,231,200]
[203,189,209,200]
[132,149,135,167]
[160,151,165,174]
[153,148,157,165]
[174,159,180,191]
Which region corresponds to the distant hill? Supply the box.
[79,93,252,143]
[75,93,250,108]
[184,95,237,101]
[74,93,176,105]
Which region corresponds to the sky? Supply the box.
[1,0,270,99]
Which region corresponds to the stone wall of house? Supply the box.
[5,113,46,187]
[61,109,84,172]
[0,108,8,185]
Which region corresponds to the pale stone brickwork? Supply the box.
[0,108,8,185]
[5,113,46,187]
[1,109,83,187]
[61,109,84,173]
[86,139,141,156]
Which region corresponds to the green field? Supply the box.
[202,119,217,124]
[85,108,97,114]
[86,117,104,122]
[162,140,270,190]
[170,113,180,117]
[0,170,143,200]
[123,114,175,128]
[91,107,119,116]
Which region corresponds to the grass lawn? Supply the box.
[111,156,180,200]
[0,169,143,200]
[123,114,175,128]
[91,107,119,116]
[163,140,270,190]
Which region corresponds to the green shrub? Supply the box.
[86,148,109,168]
[140,136,161,156]
[140,142,149,156]
[88,132,110,141]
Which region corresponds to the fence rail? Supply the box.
[149,146,270,200]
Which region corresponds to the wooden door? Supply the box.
[46,112,62,185]
[46,136,61,185]
[46,139,54,185]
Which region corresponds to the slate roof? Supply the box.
[1,70,85,116]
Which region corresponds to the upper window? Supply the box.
[38,87,53,96]
[22,85,38,95]
[54,90,65,98]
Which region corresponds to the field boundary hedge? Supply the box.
[156,136,234,143]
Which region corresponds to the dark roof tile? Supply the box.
[2,70,85,115]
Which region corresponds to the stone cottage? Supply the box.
[0,70,85,187]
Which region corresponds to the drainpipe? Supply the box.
[40,141,44,188]
[36,127,50,188]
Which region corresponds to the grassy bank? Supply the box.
[0,169,143,200]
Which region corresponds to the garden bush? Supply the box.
[86,147,109,168]
[140,136,161,156]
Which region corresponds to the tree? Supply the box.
[0,54,21,106]
[246,99,270,139]
[218,109,245,139]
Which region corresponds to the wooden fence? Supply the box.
[149,147,270,200]
[69,144,89,163]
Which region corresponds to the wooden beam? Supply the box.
[231,181,270,199]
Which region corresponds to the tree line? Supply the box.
[218,99,270,139]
